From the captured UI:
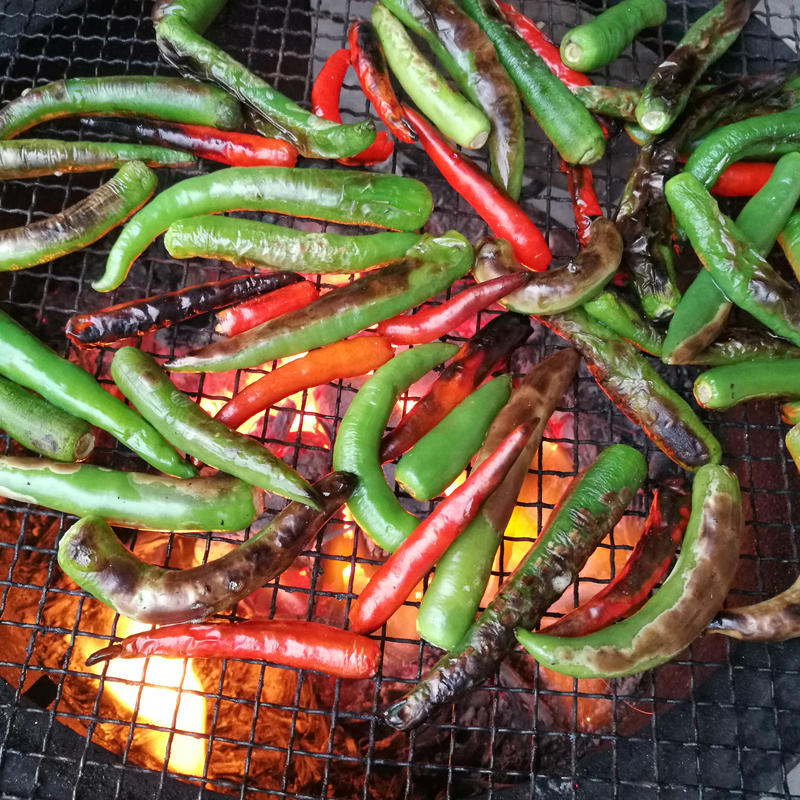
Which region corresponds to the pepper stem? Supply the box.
[85,643,124,666]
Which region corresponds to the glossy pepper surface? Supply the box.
[111,347,320,508]
[394,375,512,501]
[560,0,666,73]
[0,310,194,478]
[58,472,354,625]
[384,444,646,730]
[472,220,622,314]
[687,328,800,366]
[80,117,298,168]
[215,336,395,431]
[0,375,94,462]
[151,0,228,33]
[0,457,258,531]
[461,0,605,165]
[166,232,472,373]
[415,348,580,650]
[402,105,549,270]
[86,619,381,679]
[563,161,603,247]
[583,290,665,357]
[779,209,800,281]
[540,478,690,637]
[379,311,531,463]
[666,173,800,350]
[711,161,775,197]
[543,307,721,472]
[66,273,302,348]
[333,343,458,553]
[350,423,534,634]
[517,464,744,678]
[694,361,800,411]
[381,0,524,198]
[98,167,433,292]
[164,215,423,274]
[0,75,243,139]
[155,14,377,160]
[0,138,193,179]
[572,85,642,119]
[216,282,319,338]
[372,3,491,150]
[0,161,156,274]
[634,0,759,134]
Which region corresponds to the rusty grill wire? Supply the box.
[0,0,799,798]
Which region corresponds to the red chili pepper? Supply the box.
[710,161,775,197]
[312,48,394,166]
[85,619,381,679]
[215,281,320,338]
[496,2,591,91]
[216,335,395,430]
[403,104,551,271]
[538,478,691,638]
[349,20,416,145]
[561,160,603,246]
[376,273,531,345]
[379,312,531,463]
[349,422,535,634]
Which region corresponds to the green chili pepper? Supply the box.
[635,0,759,135]
[783,401,800,425]
[97,167,433,292]
[0,310,194,478]
[560,0,666,73]
[778,209,800,282]
[516,464,744,678]
[688,328,800,366]
[332,343,458,553]
[394,375,511,502]
[0,76,242,140]
[543,307,721,472]
[472,219,622,315]
[380,0,524,198]
[164,216,423,274]
[58,472,353,624]
[152,0,227,33]
[666,173,800,350]
[461,0,605,165]
[0,376,94,462]
[787,423,800,471]
[663,152,800,364]
[583,291,665,357]
[694,360,800,411]
[371,3,491,150]
[384,443,646,730]
[0,139,193,179]
[0,457,257,531]
[111,347,320,508]
[155,14,376,160]
[573,85,642,120]
[0,161,156,273]
[166,232,472,373]
[415,348,580,650]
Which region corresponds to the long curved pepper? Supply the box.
[379,311,532,464]
[562,161,602,247]
[80,117,298,168]
[111,347,321,509]
[517,465,744,678]
[216,282,320,338]
[403,104,551,271]
[349,422,534,634]
[0,76,243,139]
[0,161,156,274]
[694,361,800,411]
[348,21,415,144]
[58,472,355,625]
[311,48,394,166]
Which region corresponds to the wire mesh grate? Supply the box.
[0,0,798,798]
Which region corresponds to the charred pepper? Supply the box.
[58,472,354,624]
[97,167,433,291]
[583,291,665,357]
[165,232,472,374]
[687,328,800,366]
[384,444,646,730]
[518,464,744,677]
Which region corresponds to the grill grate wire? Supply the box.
[0,0,798,798]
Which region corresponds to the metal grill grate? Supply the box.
[0,0,799,798]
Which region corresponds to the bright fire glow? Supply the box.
[89,618,206,776]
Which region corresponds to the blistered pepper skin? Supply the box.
[517,465,744,678]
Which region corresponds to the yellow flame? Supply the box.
[90,618,206,776]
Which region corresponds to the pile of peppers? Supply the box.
[0,0,796,739]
